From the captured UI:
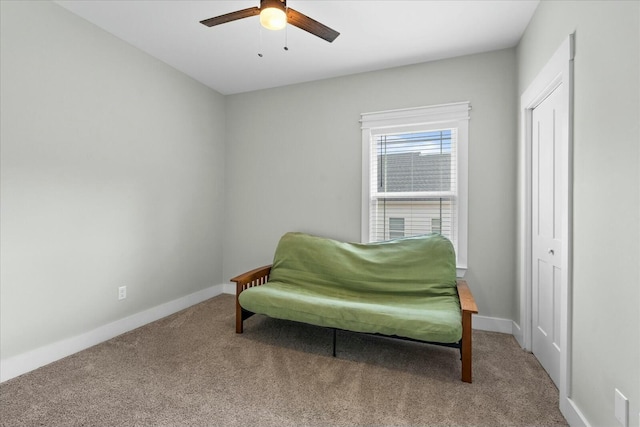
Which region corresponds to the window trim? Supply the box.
[361,102,469,277]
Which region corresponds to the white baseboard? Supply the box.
[0,284,226,383]
[222,283,235,295]
[512,321,524,347]
[562,396,591,427]
[472,314,515,334]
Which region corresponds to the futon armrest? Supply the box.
[231,265,272,290]
[232,265,272,334]
[456,280,478,314]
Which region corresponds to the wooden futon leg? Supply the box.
[457,280,478,383]
[461,310,473,383]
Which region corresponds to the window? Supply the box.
[432,218,442,234]
[361,102,469,275]
[389,217,405,239]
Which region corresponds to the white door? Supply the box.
[531,84,563,387]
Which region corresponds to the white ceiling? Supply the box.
[55,0,539,95]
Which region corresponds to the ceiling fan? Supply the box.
[200,0,340,43]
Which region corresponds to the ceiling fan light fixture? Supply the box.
[260,6,286,30]
[200,0,339,43]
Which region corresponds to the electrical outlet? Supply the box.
[614,388,628,427]
[118,286,127,301]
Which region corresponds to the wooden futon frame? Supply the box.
[232,265,479,383]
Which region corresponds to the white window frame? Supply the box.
[361,102,469,277]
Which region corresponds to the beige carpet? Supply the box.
[0,294,567,426]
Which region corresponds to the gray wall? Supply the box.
[6,2,638,426]
[517,1,640,425]
[0,1,226,359]
[224,48,518,321]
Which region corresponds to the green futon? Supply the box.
[232,232,478,382]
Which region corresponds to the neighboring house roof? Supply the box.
[378,152,452,192]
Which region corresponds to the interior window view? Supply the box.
[1,1,638,427]
[370,129,456,244]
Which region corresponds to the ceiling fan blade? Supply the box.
[286,8,339,43]
[200,7,260,27]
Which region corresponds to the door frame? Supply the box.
[518,34,575,419]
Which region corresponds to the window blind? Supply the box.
[369,129,458,249]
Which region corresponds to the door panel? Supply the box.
[531,84,562,387]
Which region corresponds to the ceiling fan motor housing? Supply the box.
[261,0,286,13]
